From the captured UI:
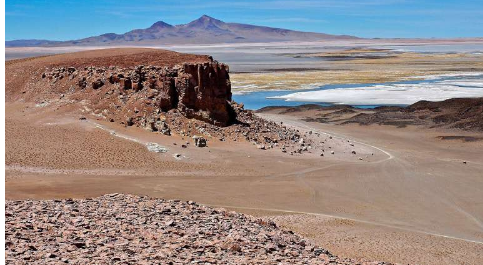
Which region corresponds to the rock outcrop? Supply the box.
[41,60,233,126]
[36,60,327,155]
[7,49,336,155]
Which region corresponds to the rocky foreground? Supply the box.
[5,194,391,265]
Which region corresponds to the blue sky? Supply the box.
[6,0,483,40]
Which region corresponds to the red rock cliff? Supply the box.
[6,48,234,127]
[37,61,233,127]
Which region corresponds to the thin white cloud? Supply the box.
[5,11,30,17]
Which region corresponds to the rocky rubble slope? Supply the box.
[5,194,392,265]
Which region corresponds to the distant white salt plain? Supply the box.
[271,73,483,105]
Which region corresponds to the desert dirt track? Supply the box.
[6,100,483,265]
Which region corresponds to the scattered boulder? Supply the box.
[77,77,87,89]
[155,121,171,135]
[193,136,207,147]
[92,79,104,89]
[119,78,132,90]
[126,117,134,126]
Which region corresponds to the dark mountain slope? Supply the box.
[6,15,358,47]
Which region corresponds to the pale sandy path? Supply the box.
[256,113,483,244]
[211,204,483,245]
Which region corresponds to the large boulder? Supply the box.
[193,136,207,147]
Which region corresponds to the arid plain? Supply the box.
[5,42,483,265]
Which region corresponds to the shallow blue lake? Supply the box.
[233,73,483,110]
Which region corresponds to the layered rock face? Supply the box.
[41,61,233,126]
[173,63,232,126]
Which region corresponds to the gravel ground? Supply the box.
[5,194,392,265]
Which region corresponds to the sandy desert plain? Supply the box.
[5,39,483,265]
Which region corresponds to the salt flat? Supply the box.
[273,73,483,105]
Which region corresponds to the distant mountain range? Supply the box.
[6,15,357,47]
